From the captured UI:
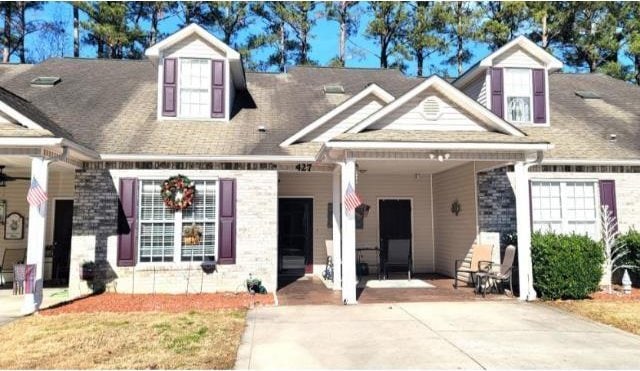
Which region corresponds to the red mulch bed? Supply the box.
[590,288,640,302]
[41,292,275,315]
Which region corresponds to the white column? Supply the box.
[332,166,342,291]
[341,159,357,304]
[22,157,50,314]
[514,161,537,301]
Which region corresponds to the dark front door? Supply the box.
[52,199,74,284]
[278,198,313,279]
[379,199,412,266]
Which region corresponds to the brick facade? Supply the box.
[477,167,517,252]
[69,168,278,299]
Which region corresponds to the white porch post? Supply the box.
[514,161,537,301]
[332,166,342,290]
[22,157,50,314]
[341,159,357,304]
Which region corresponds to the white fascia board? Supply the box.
[347,76,525,137]
[145,23,241,60]
[0,100,46,131]
[479,35,563,70]
[0,137,99,160]
[279,83,394,147]
[326,141,553,152]
[99,154,317,163]
[542,159,640,166]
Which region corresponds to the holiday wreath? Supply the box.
[161,175,196,210]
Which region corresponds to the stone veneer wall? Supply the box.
[476,167,517,253]
[68,168,278,299]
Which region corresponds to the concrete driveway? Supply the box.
[236,301,640,369]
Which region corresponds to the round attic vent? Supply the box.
[421,97,441,120]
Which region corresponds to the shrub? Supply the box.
[618,229,640,286]
[531,232,604,300]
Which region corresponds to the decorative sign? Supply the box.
[4,212,24,240]
[451,199,462,216]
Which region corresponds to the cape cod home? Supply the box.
[1,24,639,311]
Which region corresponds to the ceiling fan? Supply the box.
[0,166,30,187]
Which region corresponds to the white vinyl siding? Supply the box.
[531,181,598,239]
[179,58,210,118]
[504,68,532,123]
[369,90,488,131]
[461,73,487,107]
[139,180,175,262]
[138,179,218,263]
[181,180,217,262]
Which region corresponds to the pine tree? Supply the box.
[77,1,146,59]
[326,1,360,67]
[128,2,177,48]
[621,1,640,84]
[406,2,445,77]
[564,2,622,72]
[198,1,251,46]
[73,2,80,57]
[365,1,409,69]
[526,2,574,50]
[480,1,528,50]
[249,2,297,72]
[436,1,482,77]
[1,2,14,63]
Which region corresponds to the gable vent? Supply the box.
[575,90,601,99]
[421,97,441,120]
[30,76,61,86]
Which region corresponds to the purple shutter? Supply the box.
[117,178,138,266]
[218,178,236,264]
[532,69,546,124]
[211,60,225,118]
[163,58,177,117]
[599,180,618,232]
[490,67,504,118]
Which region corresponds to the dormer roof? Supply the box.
[145,23,246,89]
[454,35,563,88]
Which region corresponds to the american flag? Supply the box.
[344,183,363,213]
[27,178,48,207]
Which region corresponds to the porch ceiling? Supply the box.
[357,159,472,175]
[0,155,74,174]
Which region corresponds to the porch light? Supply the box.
[429,152,450,162]
[0,166,5,187]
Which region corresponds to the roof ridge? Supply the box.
[288,65,404,72]
[59,57,150,63]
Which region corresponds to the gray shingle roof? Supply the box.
[0,59,639,161]
[335,130,548,144]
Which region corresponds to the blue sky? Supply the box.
[23,2,493,77]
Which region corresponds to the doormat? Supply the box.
[357,277,435,289]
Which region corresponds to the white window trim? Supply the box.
[504,68,533,125]
[177,58,211,120]
[137,177,220,265]
[531,179,600,238]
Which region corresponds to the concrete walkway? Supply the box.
[0,287,69,326]
[236,301,640,369]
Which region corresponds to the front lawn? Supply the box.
[0,310,246,369]
[547,292,640,336]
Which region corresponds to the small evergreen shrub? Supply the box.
[618,229,640,286]
[531,232,604,300]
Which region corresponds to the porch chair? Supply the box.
[0,248,26,286]
[322,240,334,282]
[480,244,516,297]
[453,244,492,288]
[383,239,412,280]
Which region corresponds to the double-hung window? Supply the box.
[504,68,532,123]
[179,58,210,118]
[138,179,217,263]
[531,181,598,239]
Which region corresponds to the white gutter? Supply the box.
[325,141,554,152]
[99,154,317,162]
[542,159,640,166]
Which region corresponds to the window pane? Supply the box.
[507,97,531,122]
[180,58,209,118]
[505,69,532,123]
[182,180,217,262]
[139,180,175,262]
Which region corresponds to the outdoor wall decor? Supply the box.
[4,212,24,240]
[0,200,6,224]
[451,199,462,216]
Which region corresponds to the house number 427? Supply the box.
[295,163,313,172]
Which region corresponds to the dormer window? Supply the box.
[504,68,532,123]
[179,58,210,118]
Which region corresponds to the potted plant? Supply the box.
[80,261,96,281]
